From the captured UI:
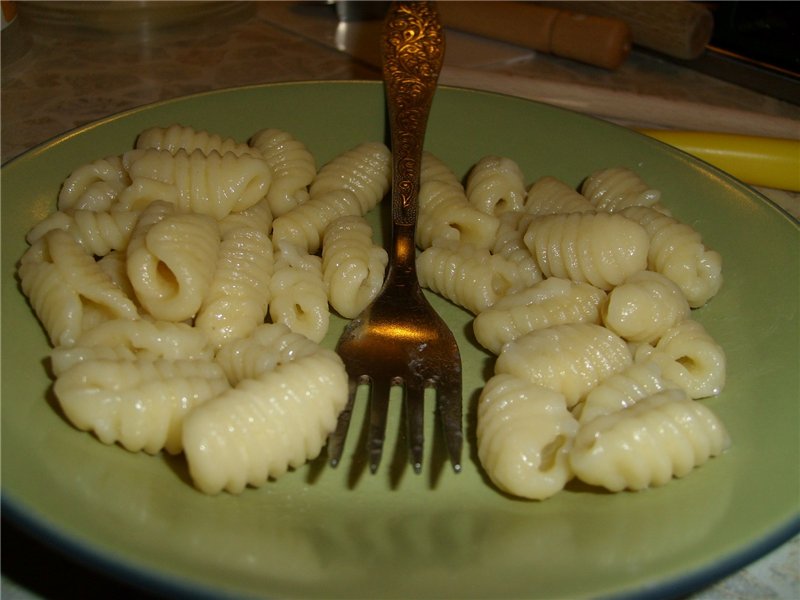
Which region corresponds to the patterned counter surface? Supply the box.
[2,2,798,599]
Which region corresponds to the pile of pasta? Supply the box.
[18,123,730,498]
[415,153,729,500]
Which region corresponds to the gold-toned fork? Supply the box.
[327,0,463,474]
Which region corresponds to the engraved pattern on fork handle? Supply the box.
[382,1,444,228]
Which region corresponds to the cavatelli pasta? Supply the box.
[621,205,723,307]
[269,241,329,342]
[523,211,649,290]
[473,277,607,355]
[602,270,690,343]
[308,141,391,214]
[580,167,661,212]
[569,389,730,491]
[271,188,363,253]
[495,323,632,407]
[576,359,670,423]
[631,319,726,399]
[417,179,500,250]
[421,151,462,188]
[114,178,180,213]
[19,229,139,347]
[55,357,229,455]
[126,201,220,322]
[182,324,348,494]
[490,211,543,289]
[524,175,593,216]
[125,148,272,219]
[465,155,526,215]
[321,215,387,319]
[249,128,317,217]
[416,243,522,314]
[26,208,140,257]
[195,200,274,348]
[136,124,260,158]
[477,374,579,500]
[58,155,130,211]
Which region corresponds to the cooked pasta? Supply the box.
[55,356,229,455]
[473,277,607,355]
[269,240,329,342]
[621,205,723,307]
[26,208,140,257]
[114,177,180,213]
[308,141,391,214]
[125,148,272,219]
[602,270,690,344]
[490,211,543,289]
[322,215,388,319]
[421,151,462,188]
[126,200,220,322]
[417,179,500,250]
[182,325,348,494]
[580,166,661,212]
[195,200,274,348]
[57,155,130,211]
[524,175,593,216]
[416,243,522,315]
[569,389,730,491]
[19,229,139,347]
[465,155,527,215]
[523,211,649,290]
[495,323,632,407]
[631,319,726,399]
[249,128,317,217]
[136,124,260,158]
[477,374,579,500]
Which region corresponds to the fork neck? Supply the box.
[386,222,420,286]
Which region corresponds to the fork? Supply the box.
[327,0,463,475]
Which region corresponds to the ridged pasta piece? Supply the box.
[473,277,607,355]
[465,155,527,215]
[417,243,522,314]
[18,230,139,347]
[54,357,229,455]
[26,208,140,257]
[495,323,632,407]
[491,211,543,289]
[97,250,137,302]
[114,178,180,213]
[621,206,723,307]
[569,389,731,491]
[523,211,649,290]
[269,241,329,342]
[58,155,130,211]
[271,188,363,253]
[421,151,461,187]
[136,124,260,158]
[602,270,690,343]
[126,201,220,322]
[182,325,348,494]
[580,167,661,212]
[50,318,214,375]
[125,148,272,219]
[249,128,317,217]
[477,374,579,500]
[524,175,594,216]
[575,359,670,423]
[321,215,387,319]
[308,141,391,214]
[630,319,726,399]
[195,200,274,348]
[417,179,500,250]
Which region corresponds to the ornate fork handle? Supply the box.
[382,1,444,230]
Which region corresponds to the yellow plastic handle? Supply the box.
[636,129,800,191]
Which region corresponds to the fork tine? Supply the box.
[367,379,392,473]
[437,381,464,473]
[405,384,425,474]
[327,375,359,468]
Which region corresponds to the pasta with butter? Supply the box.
[524,175,593,216]
[465,155,527,215]
[580,166,662,213]
[57,155,130,211]
[417,179,500,250]
[26,208,140,257]
[136,124,260,158]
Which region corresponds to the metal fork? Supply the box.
[327,1,463,475]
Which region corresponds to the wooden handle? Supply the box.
[437,1,631,70]
[543,1,714,60]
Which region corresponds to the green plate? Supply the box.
[2,81,798,599]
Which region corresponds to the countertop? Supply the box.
[2,2,798,599]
